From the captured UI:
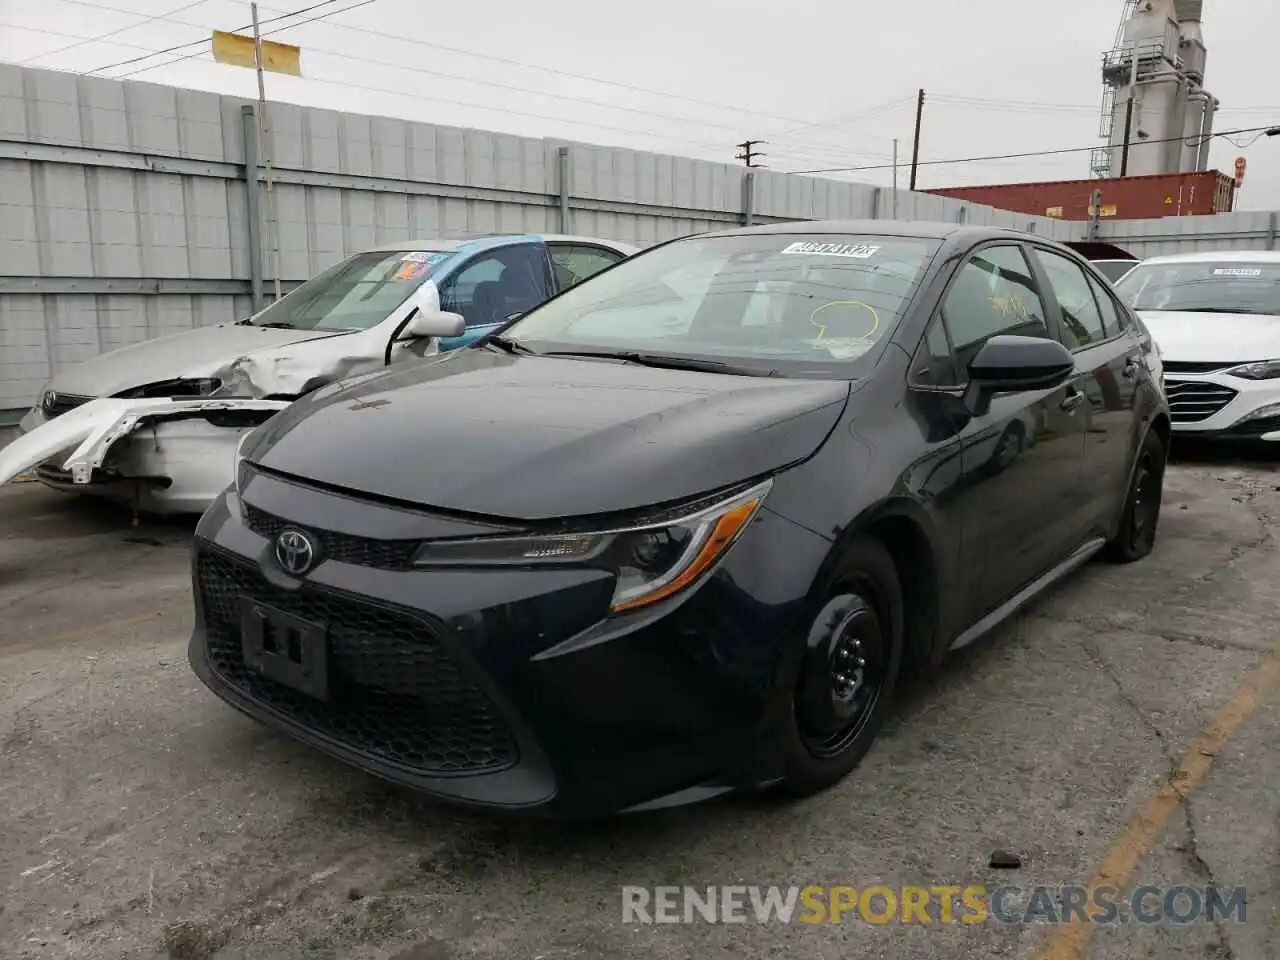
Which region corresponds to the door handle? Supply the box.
[1060,389,1085,413]
[1122,356,1140,379]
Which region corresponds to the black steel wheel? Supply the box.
[780,534,904,795]
[1104,428,1166,563]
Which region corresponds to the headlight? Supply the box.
[1225,359,1280,380]
[411,479,773,613]
[233,429,255,496]
[121,378,222,399]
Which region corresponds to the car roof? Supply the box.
[361,234,639,255]
[692,218,1055,246]
[1134,249,1280,266]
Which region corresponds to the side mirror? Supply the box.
[962,335,1075,416]
[398,310,465,340]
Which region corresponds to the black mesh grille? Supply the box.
[243,504,420,570]
[197,550,518,775]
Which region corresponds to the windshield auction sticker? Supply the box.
[1211,267,1264,277]
[780,241,881,259]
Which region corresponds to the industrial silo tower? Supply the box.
[1090,0,1218,178]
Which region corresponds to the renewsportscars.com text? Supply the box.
[620,885,1248,925]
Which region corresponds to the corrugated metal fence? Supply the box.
[1095,210,1280,257]
[1,62,1277,421]
[0,64,1083,418]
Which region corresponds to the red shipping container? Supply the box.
[924,170,1235,221]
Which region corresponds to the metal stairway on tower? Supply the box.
[1092,0,1140,177]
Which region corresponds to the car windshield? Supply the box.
[244,249,455,331]
[502,232,940,375]
[1114,260,1280,316]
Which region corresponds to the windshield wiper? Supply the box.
[1162,307,1264,315]
[484,335,539,355]
[540,350,778,377]
[253,321,299,329]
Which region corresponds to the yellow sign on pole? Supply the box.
[211,30,301,76]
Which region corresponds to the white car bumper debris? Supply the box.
[2,397,290,513]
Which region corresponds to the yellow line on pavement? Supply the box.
[1037,654,1280,960]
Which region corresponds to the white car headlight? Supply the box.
[1225,359,1280,380]
[233,429,255,496]
[411,479,773,613]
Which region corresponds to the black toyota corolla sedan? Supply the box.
[189,220,1170,816]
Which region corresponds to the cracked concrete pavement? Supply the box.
[0,444,1277,960]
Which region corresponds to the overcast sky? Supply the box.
[2,0,1278,209]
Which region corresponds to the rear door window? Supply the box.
[1030,247,1110,349]
[550,244,625,290]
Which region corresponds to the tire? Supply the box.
[989,420,1026,473]
[779,535,905,796]
[1104,427,1166,563]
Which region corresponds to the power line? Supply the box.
[108,0,382,78]
[931,94,1098,113]
[74,0,825,146]
[81,0,353,75]
[766,95,916,140]
[46,9,900,156]
[14,0,212,66]
[785,124,1280,175]
[251,0,832,130]
[31,0,934,154]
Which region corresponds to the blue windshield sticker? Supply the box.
[401,251,449,264]
[781,241,880,259]
[1212,267,1263,277]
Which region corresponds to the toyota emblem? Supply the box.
[274,528,317,575]
[41,390,57,413]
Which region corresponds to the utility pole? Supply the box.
[909,88,925,190]
[735,140,766,168]
[251,2,282,302]
[891,138,899,218]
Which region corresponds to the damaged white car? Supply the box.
[1,233,637,514]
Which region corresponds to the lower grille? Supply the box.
[243,504,419,570]
[43,392,93,418]
[1164,378,1238,424]
[197,550,518,775]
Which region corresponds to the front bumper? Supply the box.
[188,468,829,816]
[8,397,289,513]
[1163,371,1280,440]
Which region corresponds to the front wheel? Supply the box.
[1104,428,1166,563]
[779,535,904,796]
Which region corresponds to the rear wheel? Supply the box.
[1104,428,1165,563]
[780,535,904,795]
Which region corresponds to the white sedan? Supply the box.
[1112,250,1280,440]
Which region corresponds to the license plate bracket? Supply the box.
[239,598,330,701]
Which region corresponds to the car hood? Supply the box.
[249,349,852,520]
[48,324,344,397]
[1137,310,1280,363]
